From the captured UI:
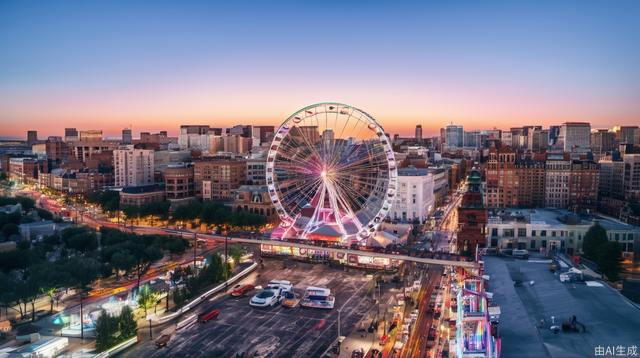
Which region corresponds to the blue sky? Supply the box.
[1,0,639,136]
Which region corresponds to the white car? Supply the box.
[249,289,282,307]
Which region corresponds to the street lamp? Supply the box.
[224,232,229,290]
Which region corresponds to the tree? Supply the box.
[118,305,137,339]
[110,251,136,279]
[2,223,19,239]
[61,228,98,254]
[137,285,160,316]
[63,257,101,289]
[35,208,54,221]
[582,223,622,282]
[87,190,120,215]
[228,245,243,267]
[583,224,607,260]
[95,310,119,352]
[597,241,622,281]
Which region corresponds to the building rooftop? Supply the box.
[397,167,430,176]
[489,208,640,232]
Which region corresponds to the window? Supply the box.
[541,240,547,248]
[503,229,514,237]
[518,228,527,237]
[541,230,547,237]
[551,231,556,237]
[532,230,536,237]
[530,240,536,249]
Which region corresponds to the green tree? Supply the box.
[95,310,119,352]
[118,305,137,339]
[2,223,19,239]
[228,245,243,267]
[137,285,160,316]
[35,208,54,221]
[111,251,136,279]
[582,223,607,260]
[582,223,622,282]
[597,241,623,281]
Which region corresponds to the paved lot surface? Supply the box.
[123,259,375,358]
[484,256,640,358]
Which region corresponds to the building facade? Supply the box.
[114,145,155,187]
[194,157,246,201]
[389,167,435,223]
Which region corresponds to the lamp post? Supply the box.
[193,232,197,270]
[148,318,153,339]
[79,292,84,340]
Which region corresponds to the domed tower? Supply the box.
[457,167,487,257]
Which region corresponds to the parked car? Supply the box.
[198,309,220,323]
[281,291,301,308]
[231,284,255,297]
[155,334,171,348]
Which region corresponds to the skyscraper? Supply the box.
[415,124,422,142]
[558,122,590,152]
[444,124,463,148]
[26,130,38,145]
[122,128,132,144]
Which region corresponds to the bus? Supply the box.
[300,287,335,309]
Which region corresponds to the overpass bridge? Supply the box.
[191,233,477,269]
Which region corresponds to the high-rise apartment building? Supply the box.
[114,145,155,187]
[164,164,194,202]
[558,122,590,152]
[486,148,518,208]
[415,125,423,142]
[527,128,549,152]
[544,154,571,208]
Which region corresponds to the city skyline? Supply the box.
[2,1,640,137]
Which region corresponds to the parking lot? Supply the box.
[123,259,376,358]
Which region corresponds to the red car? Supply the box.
[198,309,220,323]
[231,284,255,297]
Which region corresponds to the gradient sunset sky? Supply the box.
[1,0,639,138]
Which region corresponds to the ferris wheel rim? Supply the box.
[266,102,398,240]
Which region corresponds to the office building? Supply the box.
[64,128,79,142]
[619,126,639,145]
[79,130,103,141]
[193,157,246,201]
[590,130,616,154]
[415,125,422,142]
[179,125,210,150]
[26,131,38,146]
[122,128,132,144]
[164,164,194,202]
[444,124,464,148]
[558,122,590,152]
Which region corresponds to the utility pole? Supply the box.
[224,233,229,290]
[193,232,197,270]
[148,318,153,339]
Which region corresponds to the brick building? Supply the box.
[457,168,487,257]
[194,157,246,201]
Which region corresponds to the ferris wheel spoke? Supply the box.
[278,177,323,210]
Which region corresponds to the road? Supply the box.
[122,259,375,358]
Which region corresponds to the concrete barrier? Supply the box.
[93,336,138,358]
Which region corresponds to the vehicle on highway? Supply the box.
[281,291,301,308]
[155,334,171,348]
[198,308,220,323]
[231,284,255,297]
[301,287,335,309]
[250,280,293,307]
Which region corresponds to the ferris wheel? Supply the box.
[266,103,397,244]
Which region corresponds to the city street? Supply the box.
[122,259,376,358]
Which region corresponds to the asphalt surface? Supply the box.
[122,259,375,358]
[484,255,640,358]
